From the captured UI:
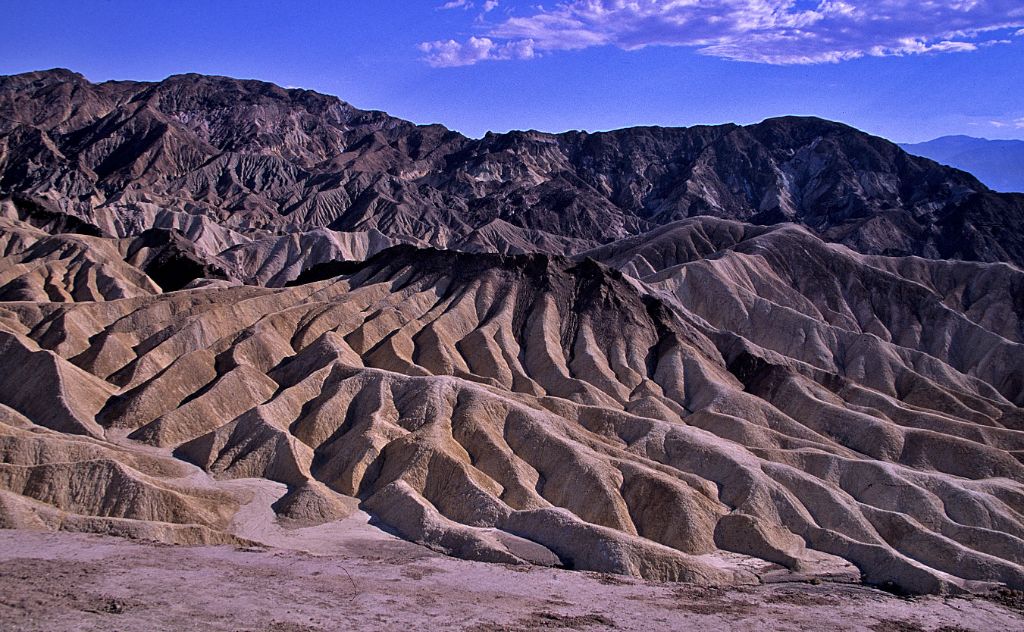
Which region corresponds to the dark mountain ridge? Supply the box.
[2,68,1023,267]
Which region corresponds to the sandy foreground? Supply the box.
[1,503,1023,632]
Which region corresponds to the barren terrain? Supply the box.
[1,69,1024,628]
[2,525,1022,631]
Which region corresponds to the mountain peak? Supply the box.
[0,67,88,87]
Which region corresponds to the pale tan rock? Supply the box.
[0,232,1021,595]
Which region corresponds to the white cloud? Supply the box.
[420,37,536,67]
[441,0,472,10]
[1016,118,1024,129]
[422,0,1024,66]
[483,0,499,12]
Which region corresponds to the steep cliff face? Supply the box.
[1,69,1024,596]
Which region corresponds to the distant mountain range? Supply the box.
[901,135,1024,193]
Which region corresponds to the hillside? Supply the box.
[1,69,1023,598]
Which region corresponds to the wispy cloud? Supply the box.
[988,117,1024,129]
[421,0,1024,67]
[440,0,500,12]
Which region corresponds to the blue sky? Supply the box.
[2,1,1023,142]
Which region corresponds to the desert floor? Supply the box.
[1,507,1022,632]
